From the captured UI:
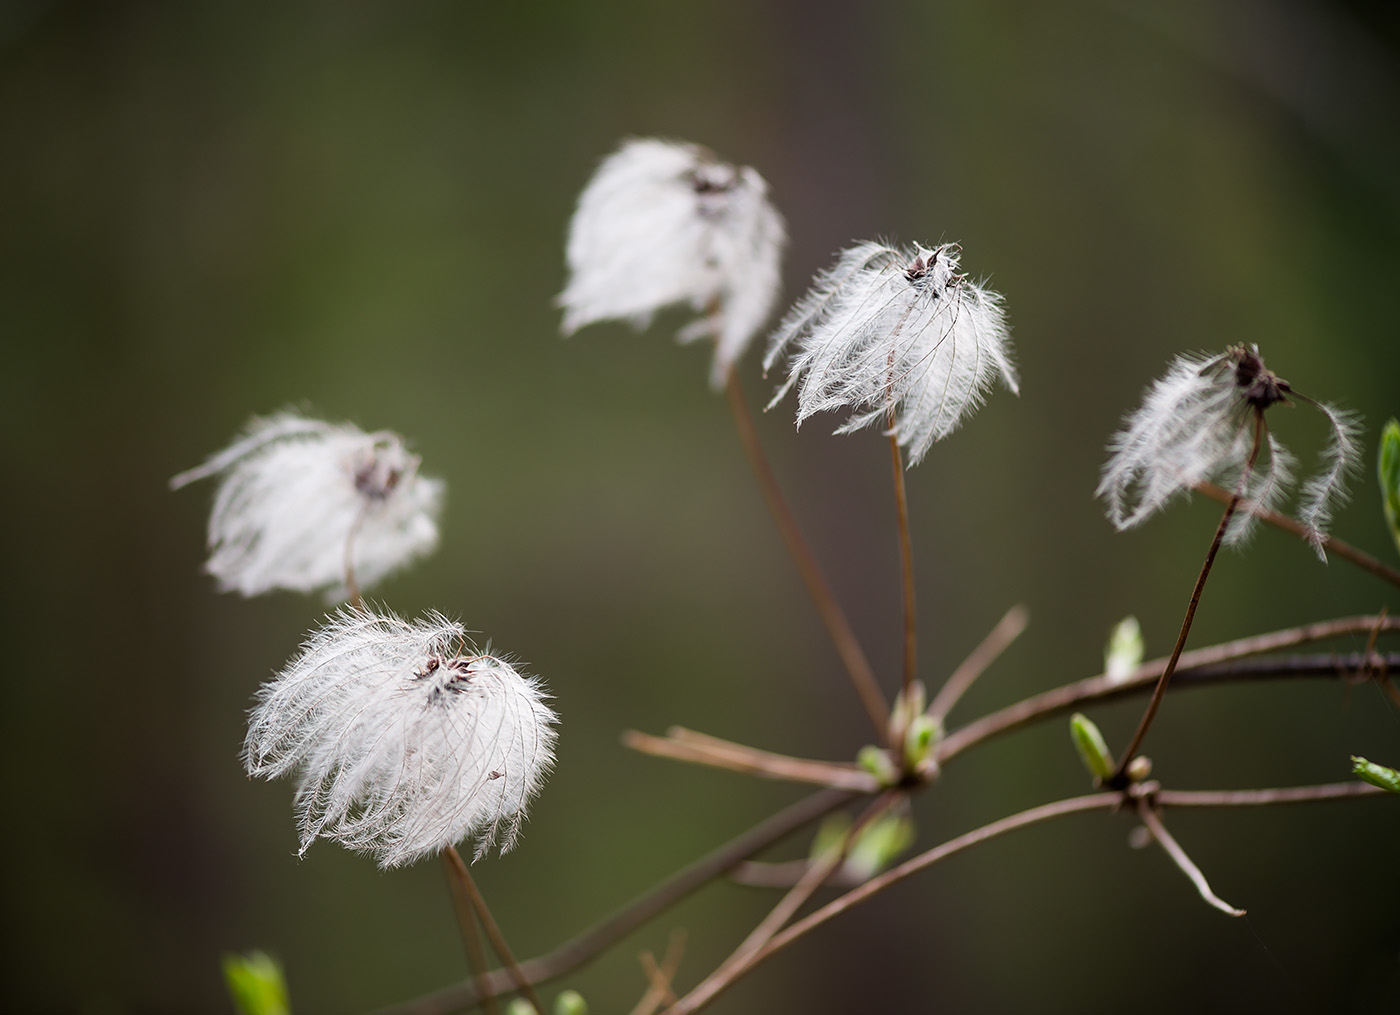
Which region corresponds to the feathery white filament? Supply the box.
[764,241,1018,465]
[171,412,443,600]
[558,138,786,388]
[1097,347,1362,555]
[245,608,558,867]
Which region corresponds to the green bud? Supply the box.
[506,1000,539,1015]
[903,715,938,770]
[846,812,916,879]
[1125,755,1153,782]
[222,952,290,1015]
[857,745,899,787]
[1104,615,1144,683]
[1069,713,1115,781]
[1352,755,1400,794]
[554,990,588,1015]
[1379,419,1400,557]
[888,682,927,740]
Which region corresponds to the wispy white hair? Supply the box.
[1097,346,1361,554]
[245,607,558,867]
[764,241,1018,466]
[171,412,443,600]
[558,138,787,388]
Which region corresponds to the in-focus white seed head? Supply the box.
[245,607,558,868]
[1096,344,1361,554]
[558,137,787,388]
[171,412,444,600]
[764,241,1018,466]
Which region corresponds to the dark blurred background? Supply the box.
[2,1,1397,1012]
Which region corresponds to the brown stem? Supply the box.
[1110,416,1266,785]
[668,794,895,1015]
[1155,782,1385,807]
[622,728,881,792]
[889,434,918,706]
[928,604,1030,723]
[1136,801,1244,916]
[1195,480,1400,590]
[443,847,546,1015]
[372,790,854,1015]
[724,368,889,736]
[440,855,498,1015]
[739,794,1122,989]
[629,931,686,1015]
[739,778,1388,985]
[939,631,1399,765]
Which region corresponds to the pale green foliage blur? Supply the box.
[223,952,291,1015]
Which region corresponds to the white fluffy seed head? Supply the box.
[764,241,1018,465]
[171,412,444,600]
[1096,345,1362,555]
[245,607,558,868]
[558,137,787,388]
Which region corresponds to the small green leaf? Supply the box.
[1070,713,1115,781]
[506,1000,539,1015]
[1104,615,1143,683]
[1379,419,1400,557]
[1352,755,1400,794]
[553,990,588,1015]
[223,952,290,1015]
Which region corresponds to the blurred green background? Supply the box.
[2,1,1397,1012]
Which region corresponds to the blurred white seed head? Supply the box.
[245,607,558,868]
[764,241,1018,466]
[1097,345,1361,554]
[171,412,443,600]
[558,137,787,388]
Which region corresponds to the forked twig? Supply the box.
[373,790,854,1015]
[628,931,687,1015]
[443,847,545,1014]
[440,855,498,1015]
[667,794,896,1014]
[1136,801,1244,916]
[928,604,1030,723]
[623,728,881,792]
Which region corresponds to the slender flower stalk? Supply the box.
[725,369,890,736]
[889,435,918,702]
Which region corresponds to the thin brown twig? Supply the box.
[1195,480,1400,589]
[668,794,896,1015]
[443,846,546,1015]
[937,614,1400,763]
[1111,414,1265,785]
[371,790,854,1015]
[629,931,687,1015]
[623,728,881,792]
[928,604,1030,723]
[1155,782,1384,807]
[344,505,368,610]
[724,368,890,736]
[1136,800,1244,916]
[889,434,918,706]
[739,779,1388,987]
[440,855,498,1015]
